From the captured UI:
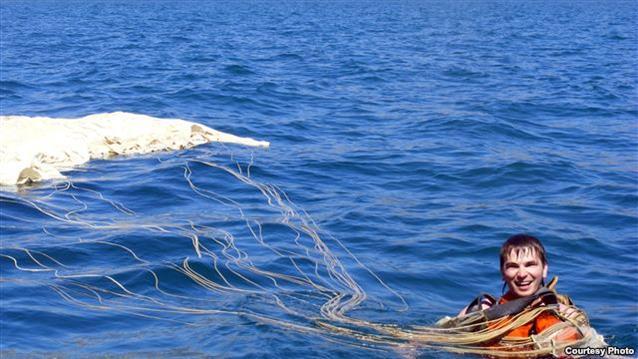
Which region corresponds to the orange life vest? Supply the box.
[490,292,581,341]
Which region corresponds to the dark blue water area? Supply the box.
[1,0,637,357]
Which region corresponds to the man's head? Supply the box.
[500,234,548,298]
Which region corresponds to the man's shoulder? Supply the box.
[556,293,574,306]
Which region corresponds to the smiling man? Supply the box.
[458,234,583,343]
[494,234,583,341]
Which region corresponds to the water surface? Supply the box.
[1,1,637,357]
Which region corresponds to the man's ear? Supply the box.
[542,264,548,279]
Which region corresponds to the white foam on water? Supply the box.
[0,112,270,185]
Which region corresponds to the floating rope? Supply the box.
[0,149,605,357]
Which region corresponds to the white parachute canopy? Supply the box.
[0,112,269,185]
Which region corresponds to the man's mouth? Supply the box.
[515,281,533,290]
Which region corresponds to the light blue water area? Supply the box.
[1,0,637,357]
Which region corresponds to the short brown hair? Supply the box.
[500,234,547,272]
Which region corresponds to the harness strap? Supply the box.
[436,277,562,329]
[484,287,558,320]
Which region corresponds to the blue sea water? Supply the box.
[1,0,637,357]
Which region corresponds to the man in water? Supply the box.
[458,234,582,342]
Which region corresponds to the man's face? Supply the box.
[501,247,548,298]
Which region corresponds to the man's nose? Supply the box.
[516,268,529,278]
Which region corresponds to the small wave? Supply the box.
[605,33,629,41]
[268,53,304,62]
[224,64,256,76]
[441,66,488,80]
[186,55,220,63]
[0,80,36,90]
